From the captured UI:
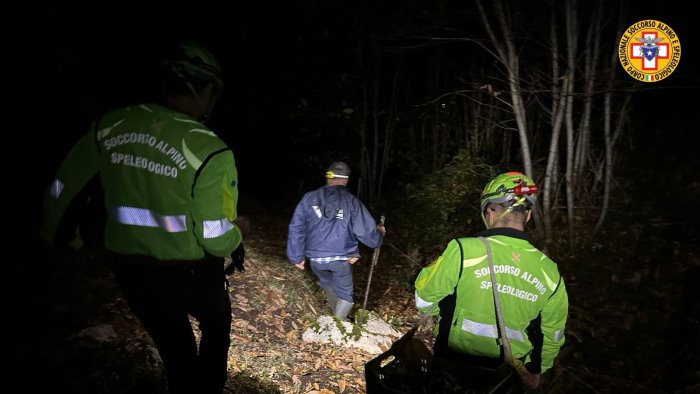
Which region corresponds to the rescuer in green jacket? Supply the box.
[415,172,568,392]
[41,42,243,394]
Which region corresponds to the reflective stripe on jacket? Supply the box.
[414,229,568,373]
[41,103,242,260]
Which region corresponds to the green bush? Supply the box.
[398,150,497,254]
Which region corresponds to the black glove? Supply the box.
[224,243,245,276]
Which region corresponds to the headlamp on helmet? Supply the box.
[480,172,538,228]
[480,172,538,211]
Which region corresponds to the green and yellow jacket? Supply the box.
[415,228,568,373]
[41,103,242,261]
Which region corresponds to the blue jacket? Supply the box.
[287,185,382,264]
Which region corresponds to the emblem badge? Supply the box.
[618,20,681,82]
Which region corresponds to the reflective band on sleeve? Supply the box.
[415,292,434,309]
[50,179,64,199]
[203,218,234,239]
[110,205,187,232]
[553,329,565,342]
[461,319,525,342]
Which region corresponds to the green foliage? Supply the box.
[397,150,497,253]
[387,315,402,329]
[350,322,363,341]
[310,322,321,333]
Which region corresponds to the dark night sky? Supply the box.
[17,0,698,223]
[25,1,371,206]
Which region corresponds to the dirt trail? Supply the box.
[29,192,699,393]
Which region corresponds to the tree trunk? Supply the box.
[573,1,603,192]
[564,0,579,251]
[543,6,563,242]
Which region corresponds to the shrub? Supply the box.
[397,150,497,254]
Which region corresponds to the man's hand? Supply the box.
[225,243,245,276]
[377,224,386,236]
[295,261,305,270]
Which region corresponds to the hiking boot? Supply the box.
[323,287,338,314]
[334,299,354,319]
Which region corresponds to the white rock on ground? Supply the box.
[302,314,401,354]
[76,324,118,343]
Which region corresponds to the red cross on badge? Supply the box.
[630,31,669,71]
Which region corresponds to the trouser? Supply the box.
[310,260,354,302]
[111,255,232,394]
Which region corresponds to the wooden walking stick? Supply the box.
[355,215,385,325]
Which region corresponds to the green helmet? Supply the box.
[480,172,538,212]
[161,42,223,93]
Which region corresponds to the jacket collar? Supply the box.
[476,227,532,243]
